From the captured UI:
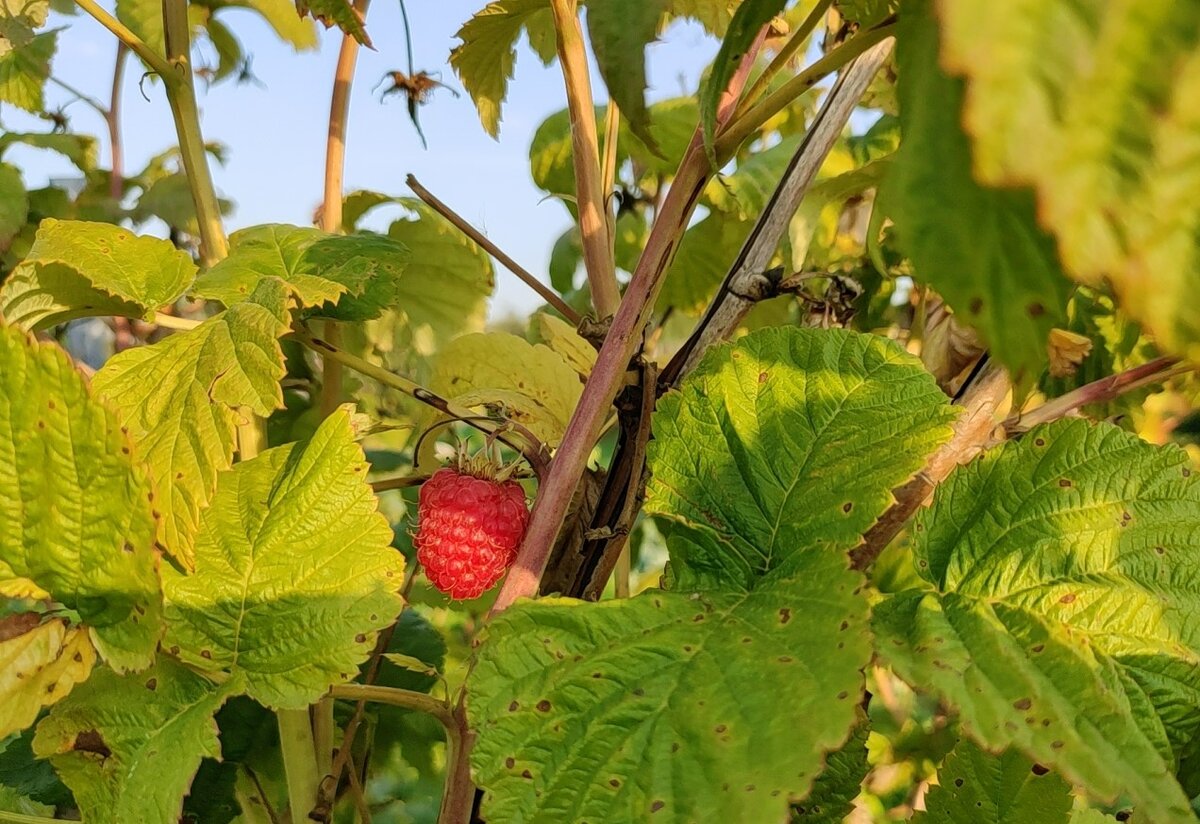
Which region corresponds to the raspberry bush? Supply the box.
[2,1,1200,823]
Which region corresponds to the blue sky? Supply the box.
[6,2,721,317]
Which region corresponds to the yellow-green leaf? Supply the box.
[163,407,403,708]
[935,0,1200,360]
[92,279,290,570]
[0,620,95,739]
[428,332,583,447]
[33,658,239,824]
[0,323,162,672]
[0,219,198,330]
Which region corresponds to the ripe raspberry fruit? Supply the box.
[413,465,530,600]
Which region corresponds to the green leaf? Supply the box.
[92,280,290,570]
[0,725,72,807]
[0,29,53,111]
[530,98,699,205]
[916,740,1073,823]
[874,420,1200,822]
[382,198,493,354]
[790,160,891,270]
[469,551,871,824]
[450,0,554,138]
[33,658,239,824]
[548,227,582,292]
[0,620,96,739]
[0,0,48,52]
[0,219,198,330]
[645,327,957,591]
[191,224,408,320]
[656,212,752,315]
[882,1,1071,375]
[703,135,801,220]
[0,131,98,171]
[295,0,368,45]
[586,0,667,154]
[792,719,869,821]
[699,0,785,159]
[115,0,164,59]
[0,324,161,672]
[835,0,895,26]
[935,0,1200,360]
[530,312,595,379]
[131,173,233,234]
[667,0,736,36]
[0,162,27,245]
[233,0,318,50]
[426,332,583,447]
[162,407,404,708]
[341,189,397,232]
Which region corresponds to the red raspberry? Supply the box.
[413,467,530,600]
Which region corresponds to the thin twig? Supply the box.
[46,75,108,115]
[1004,356,1187,435]
[344,751,373,824]
[107,43,128,200]
[291,324,551,477]
[849,362,1010,571]
[663,37,895,385]
[600,100,621,246]
[489,28,768,615]
[549,0,620,318]
[406,175,581,324]
[371,473,431,492]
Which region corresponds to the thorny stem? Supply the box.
[1005,356,1189,435]
[738,0,833,112]
[549,0,620,318]
[291,324,551,477]
[850,363,1011,571]
[162,0,228,264]
[490,29,768,615]
[406,175,581,324]
[74,0,172,79]
[717,21,895,157]
[371,473,431,492]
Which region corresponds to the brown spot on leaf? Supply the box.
[508,701,519,712]
[145,678,157,691]
[1027,302,1045,317]
[650,801,665,813]
[779,608,791,624]
[73,730,111,758]
[1059,593,1076,604]
[505,757,515,769]
[969,297,983,314]
[355,633,367,643]
[954,778,964,787]
[200,649,212,659]
[1051,740,1064,749]
[1058,478,1072,487]
[1013,697,1032,710]
[521,770,533,779]
[842,502,853,513]
[758,371,768,384]
[536,700,551,713]
[1031,763,1050,776]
